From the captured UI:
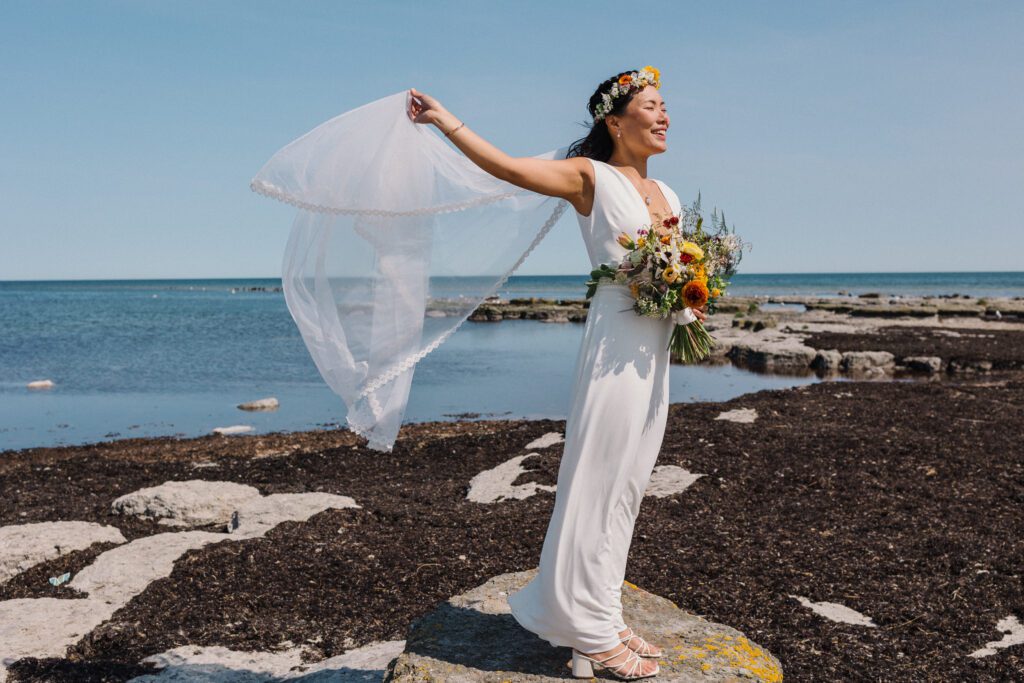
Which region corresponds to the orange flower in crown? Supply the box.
[594,66,662,122]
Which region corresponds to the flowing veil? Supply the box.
[251,90,571,452]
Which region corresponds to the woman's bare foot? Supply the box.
[618,626,663,657]
[578,642,659,676]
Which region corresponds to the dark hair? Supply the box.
[565,69,641,161]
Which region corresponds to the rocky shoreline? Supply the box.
[2,370,1023,680]
[461,293,1024,380]
[2,296,1024,681]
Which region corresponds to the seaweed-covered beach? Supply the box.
[2,377,1022,681]
[2,298,1024,681]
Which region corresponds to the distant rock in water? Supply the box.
[26,379,55,389]
[384,569,783,682]
[212,425,254,435]
[237,397,280,411]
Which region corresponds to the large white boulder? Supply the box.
[111,480,262,528]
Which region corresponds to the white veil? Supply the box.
[251,90,571,452]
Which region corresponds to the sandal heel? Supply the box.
[571,649,595,678]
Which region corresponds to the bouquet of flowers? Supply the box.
[584,194,748,363]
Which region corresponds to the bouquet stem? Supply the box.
[668,319,715,363]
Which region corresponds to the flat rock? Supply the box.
[524,432,564,450]
[714,408,758,424]
[228,492,361,539]
[383,569,782,682]
[840,350,895,373]
[111,480,263,527]
[213,425,255,435]
[466,454,556,504]
[237,397,280,412]
[969,615,1024,658]
[728,337,817,373]
[129,638,406,681]
[72,530,227,606]
[902,355,943,373]
[0,597,117,680]
[644,465,704,498]
[25,379,55,389]
[0,521,126,584]
[810,348,843,372]
[790,595,877,627]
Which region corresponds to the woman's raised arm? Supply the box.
[408,88,591,210]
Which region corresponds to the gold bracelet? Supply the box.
[445,121,465,138]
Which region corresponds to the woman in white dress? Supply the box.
[408,67,706,680]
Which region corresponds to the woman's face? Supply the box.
[608,86,670,156]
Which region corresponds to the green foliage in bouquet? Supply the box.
[584,191,749,364]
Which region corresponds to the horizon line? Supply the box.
[3,269,1024,283]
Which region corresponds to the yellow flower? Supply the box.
[637,236,647,248]
[643,65,661,84]
[693,263,707,281]
[711,287,722,297]
[662,264,680,284]
[681,241,704,260]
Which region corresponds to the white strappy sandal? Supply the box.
[619,625,663,658]
[571,642,659,679]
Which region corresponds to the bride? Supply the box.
[409,67,706,680]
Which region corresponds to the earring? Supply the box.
[617,130,621,138]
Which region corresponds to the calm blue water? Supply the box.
[2,272,1020,452]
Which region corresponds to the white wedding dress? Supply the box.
[507,158,685,653]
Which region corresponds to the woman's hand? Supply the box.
[407,88,448,125]
[405,87,586,207]
[691,306,708,323]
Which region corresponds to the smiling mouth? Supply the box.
[652,129,667,139]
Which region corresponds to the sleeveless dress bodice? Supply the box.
[576,158,682,270]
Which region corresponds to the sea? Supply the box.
[2,272,1022,452]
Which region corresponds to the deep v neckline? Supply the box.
[598,160,674,227]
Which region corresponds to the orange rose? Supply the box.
[682,280,709,309]
[619,74,633,86]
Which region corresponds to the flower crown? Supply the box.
[593,65,661,122]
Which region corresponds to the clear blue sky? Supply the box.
[2,0,1021,280]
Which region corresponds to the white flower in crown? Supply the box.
[593,65,661,122]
